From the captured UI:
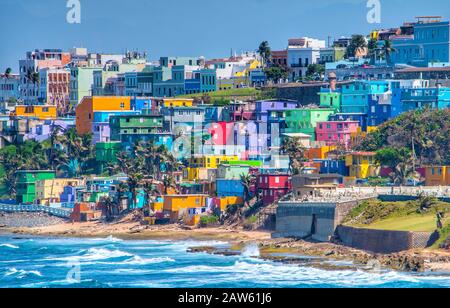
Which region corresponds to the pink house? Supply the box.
[315,121,359,148]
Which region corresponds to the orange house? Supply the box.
[425,166,450,186]
[75,96,131,135]
[163,194,208,212]
[305,146,336,160]
[12,105,57,120]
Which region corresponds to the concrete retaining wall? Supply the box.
[274,200,361,242]
[336,225,439,254]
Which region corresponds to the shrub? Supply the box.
[200,215,219,227]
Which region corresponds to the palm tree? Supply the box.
[258,41,272,68]
[382,40,397,65]
[4,68,12,78]
[240,173,253,207]
[281,137,307,175]
[100,196,116,221]
[346,35,368,59]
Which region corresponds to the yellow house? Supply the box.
[162,98,194,107]
[345,152,378,179]
[425,166,450,186]
[163,195,208,212]
[189,155,239,169]
[35,178,84,205]
[150,201,164,212]
[12,105,57,120]
[217,196,244,212]
[183,167,217,182]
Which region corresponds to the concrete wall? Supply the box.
[336,225,439,254]
[274,200,360,242]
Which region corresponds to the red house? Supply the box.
[207,122,234,145]
[257,174,291,206]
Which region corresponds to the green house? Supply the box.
[15,170,56,204]
[285,108,335,141]
[95,142,122,174]
[224,160,263,167]
[217,164,251,180]
[110,112,168,148]
[319,90,341,112]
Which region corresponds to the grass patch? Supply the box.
[246,215,258,224]
[178,87,275,102]
[344,199,450,233]
[432,223,450,249]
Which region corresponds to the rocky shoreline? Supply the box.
[187,238,450,273]
[0,212,68,228]
[1,212,449,273]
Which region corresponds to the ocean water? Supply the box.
[0,235,449,288]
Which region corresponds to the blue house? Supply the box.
[391,18,450,67]
[368,93,393,127]
[216,179,245,198]
[184,69,217,95]
[401,86,450,112]
[131,97,154,111]
[315,159,349,176]
[340,81,390,114]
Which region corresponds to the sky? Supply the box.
[0,0,449,72]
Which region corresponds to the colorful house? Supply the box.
[189,155,239,169]
[284,108,335,140]
[319,88,341,112]
[305,145,337,160]
[340,81,390,114]
[315,159,349,176]
[217,164,251,180]
[75,96,131,135]
[401,86,450,112]
[254,99,298,122]
[315,121,359,148]
[161,98,194,108]
[92,110,140,144]
[163,194,208,222]
[329,113,368,132]
[95,141,122,174]
[257,174,291,206]
[183,168,217,182]
[12,105,57,120]
[216,179,245,198]
[345,152,378,179]
[109,112,172,149]
[35,178,84,205]
[425,166,450,186]
[15,170,56,204]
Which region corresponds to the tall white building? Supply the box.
[287,37,326,81]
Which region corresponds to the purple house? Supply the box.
[255,99,299,122]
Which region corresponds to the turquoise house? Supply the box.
[341,81,390,114]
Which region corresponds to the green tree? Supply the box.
[264,65,288,84]
[381,40,397,65]
[281,137,307,175]
[345,35,368,58]
[306,64,325,79]
[258,41,272,68]
[4,68,12,78]
[240,173,253,207]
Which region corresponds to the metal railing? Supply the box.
[0,203,72,218]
